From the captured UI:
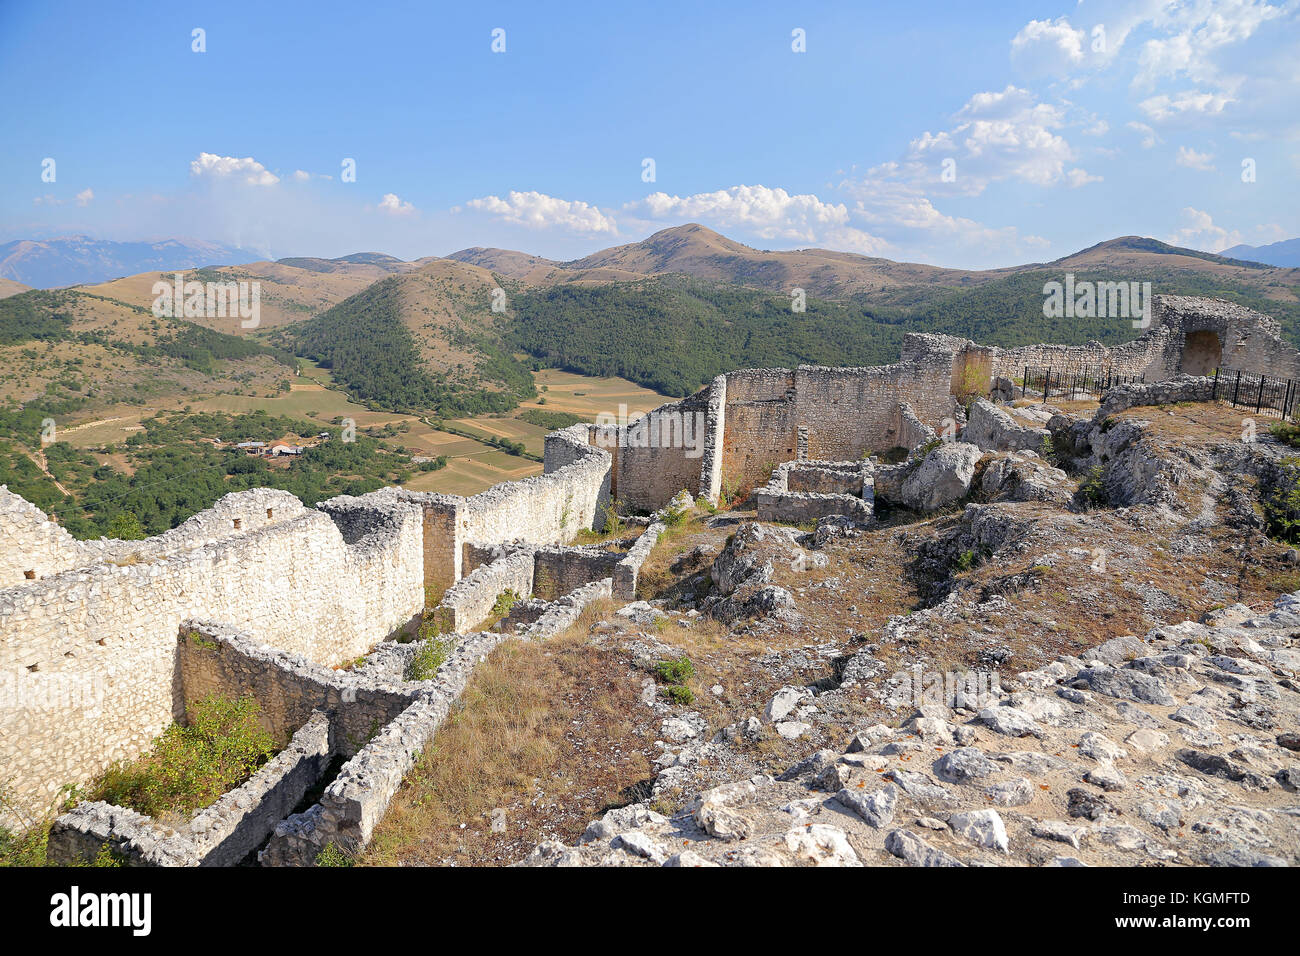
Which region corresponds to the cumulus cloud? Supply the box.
[1066,168,1103,187]
[292,170,311,182]
[1168,206,1242,252]
[1010,18,1087,76]
[838,165,1049,259]
[1134,0,1284,89]
[75,188,93,206]
[463,190,617,235]
[902,86,1080,194]
[189,153,280,186]
[1175,146,1216,171]
[376,193,415,216]
[633,184,880,247]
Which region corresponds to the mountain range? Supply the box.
[0,236,248,288]
[1,223,1298,418]
[1221,238,1300,269]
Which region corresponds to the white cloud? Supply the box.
[292,170,311,182]
[838,165,1049,258]
[1175,146,1216,171]
[1066,168,1103,187]
[463,190,617,235]
[905,86,1079,194]
[75,188,93,206]
[1010,18,1087,76]
[376,193,415,216]
[1134,0,1284,88]
[1126,121,1161,148]
[1167,206,1242,252]
[189,153,279,186]
[635,184,873,243]
[1139,89,1234,122]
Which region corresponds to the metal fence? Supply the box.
[1020,365,1141,401]
[1212,367,1298,420]
[1019,364,1299,421]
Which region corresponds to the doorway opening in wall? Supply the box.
[1181,330,1223,376]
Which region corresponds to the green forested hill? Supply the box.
[506,271,1300,397]
[283,275,534,417]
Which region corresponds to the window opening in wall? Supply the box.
[267,509,274,519]
[233,518,242,530]
[24,569,36,579]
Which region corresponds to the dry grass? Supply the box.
[361,610,655,866]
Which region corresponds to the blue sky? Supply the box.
[1,0,1297,267]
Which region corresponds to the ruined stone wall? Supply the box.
[0,487,306,589]
[717,353,954,494]
[0,492,424,824]
[606,391,712,512]
[987,296,1300,386]
[533,546,622,601]
[433,549,536,633]
[991,333,1173,384]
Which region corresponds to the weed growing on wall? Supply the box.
[409,618,451,681]
[85,694,275,819]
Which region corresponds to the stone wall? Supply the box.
[0,491,424,824]
[177,620,418,756]
[47,710,334,867]
[1096,375,1219,419]
[988,295,1300,387]
[754,460,874,524]
[433,548,536,634]
[0,486,306,589]
[614,522,665,600]
[264,578,614,865]
[533,545,622,601]
[596,391,712,512]
[719,352,954,495]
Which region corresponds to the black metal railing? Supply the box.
[1212,367,1298,420]
[1020,365,1140,401]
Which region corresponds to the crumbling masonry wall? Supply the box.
[0,489,424,825]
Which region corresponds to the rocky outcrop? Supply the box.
[704,523,819,625]
[896,442,983,512]
[980,451,1072,505]
[963,399,1051,453]
[523,592,1300,868]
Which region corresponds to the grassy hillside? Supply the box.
[281,269,536,417]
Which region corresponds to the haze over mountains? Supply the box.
[0,236,247,288]
[1221,238,1300,269]
[6,224,1297,293]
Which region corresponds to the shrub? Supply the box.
[491,589,519,618]
[1269,421,1300,449]
[954,549,976,572]
[315,842,355,867]
[653,656,694,685]
[409,619,451,681]
[664,685,695,706]
[1077,464,1108,509]
[88,694,275,819]
[1262,456,1300,545]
